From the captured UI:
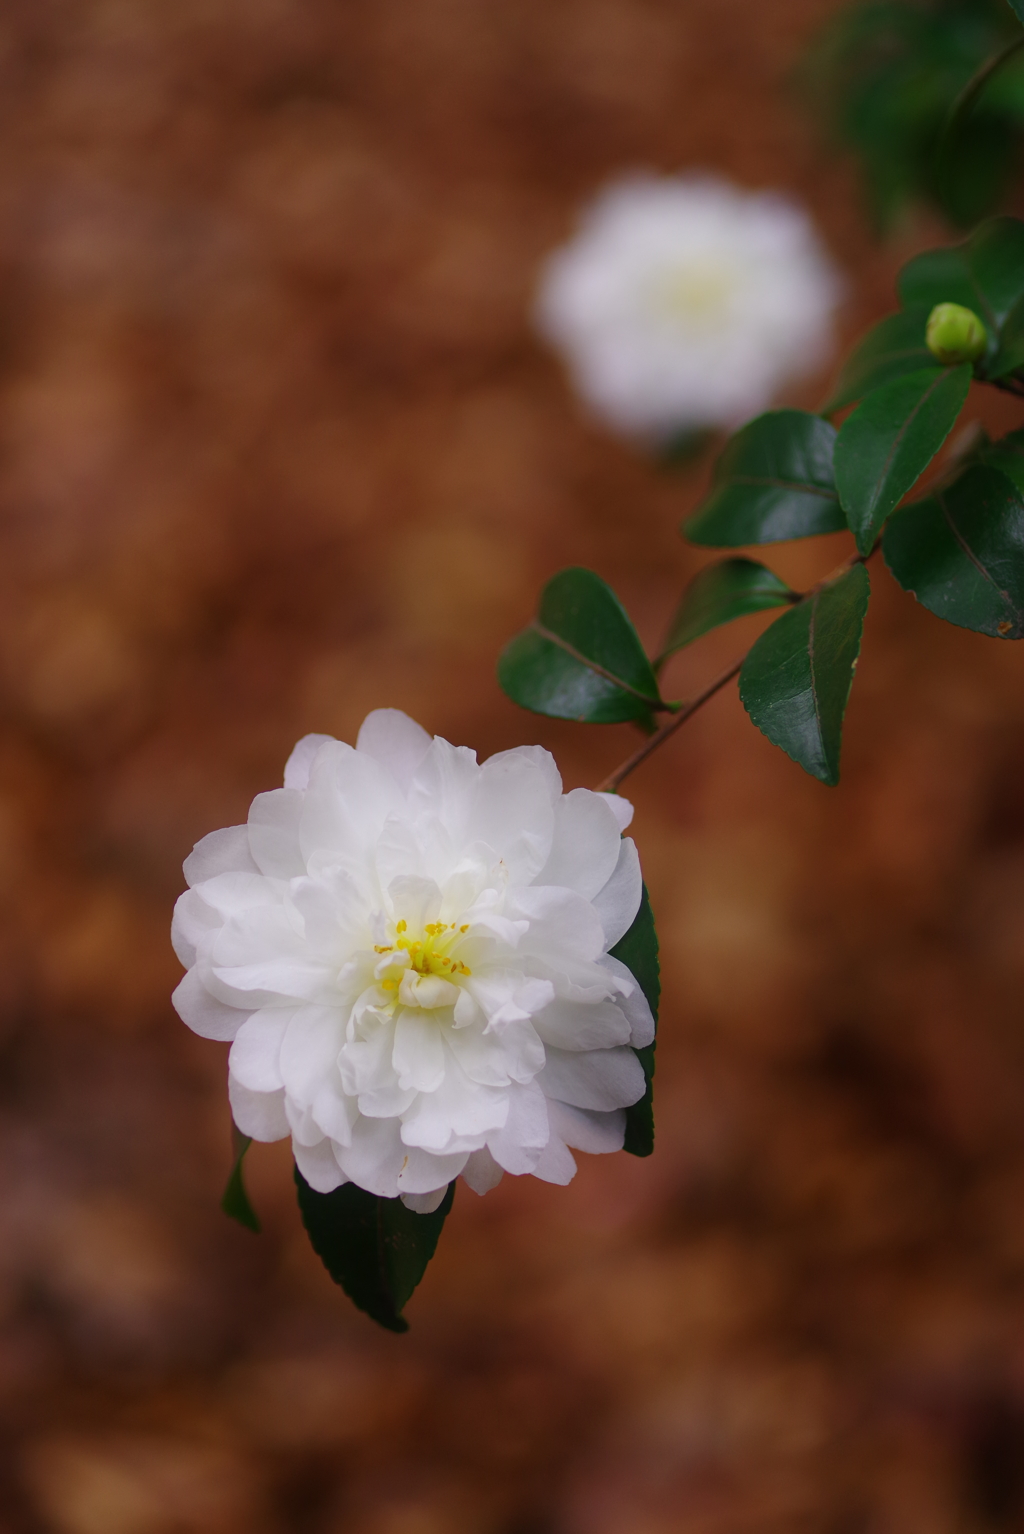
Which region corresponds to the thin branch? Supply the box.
[594,543,879,795]
[594,654,745,793]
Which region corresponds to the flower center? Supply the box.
[649,261,735,326]
[374,918,471,995]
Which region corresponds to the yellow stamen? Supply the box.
[396,920,407,934]
[374,945,393,954]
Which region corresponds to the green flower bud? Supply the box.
[925,302,987,366]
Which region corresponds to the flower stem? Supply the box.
[594,542,879,795]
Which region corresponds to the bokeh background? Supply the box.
[3,1,1024,1530]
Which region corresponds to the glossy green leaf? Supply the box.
[883,463,1024,638]
[221,1130,260,1233]
[1007,0,1024,25]
[822,307,933,413]
[658,558,795,662]
[834,364,972,554]
[898,218,1024,363]
[295,1170,455,1333]
[989,289,1024,376]
[609,884,659,1158]
[498,568,661,725]
[739,563,871,785]
[980,426,1024,491]
[683,411,845,547]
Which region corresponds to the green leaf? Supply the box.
[822,307,934,413]
[981,426,1024,491]
[658,558,795,662]
[898,218,1024,361]
[989,289,1024,376]
[1007,1,1024,27]
[295,1170,455,1333]
[834,364,972,554]
[739,563,871,785]
[609,884,659,1158]
[883,463,1024,638]
[221,1129,260,1233]
[683,411,845,547]
[498,569,661,726]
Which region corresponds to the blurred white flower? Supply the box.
[535,173,842,439]
[172,710,652,1213]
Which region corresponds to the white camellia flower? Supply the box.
[535,172,842,439]
[172,711,653,1214]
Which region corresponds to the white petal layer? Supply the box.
[228,1076,289,1141]
[357,709,432,791]
[538,1045,646,1112]
[173,966,249,1042]
[591,837,642,948]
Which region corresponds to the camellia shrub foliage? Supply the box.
[802,0,1024,228]
[174,10,1024,1334]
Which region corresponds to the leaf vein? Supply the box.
[868,370,951,517]
[530,620,660,705]
[938,491,1023,623]
[728,476,837,498]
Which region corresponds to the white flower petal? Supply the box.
[190,874,281,929]
[288,868,369,955]
[461,1146,504,1195]
[446,1023,519,1087]
[598,954,656,1047]
[228,1075,290,1141]
[591,837,642,949]
[312,1080,358,1146]
[469,752,556,883]
[491,743,562,805]
[533,997,631,1051]
[172,966,249,1041]
[408,737,480,839]
[396,1146,467,1196]
[184,825,259,886]
[356,709,432,791]
[335,1115,407,1198]
[293,1135,347,1193]
[280,1006,344,1107]
[539,788,622,899]
[532,1132,577,1186]
[512,885,606,964]
[300,742,405,868]
[547,1098,626,1154]
[228,1007,292,1092]
[387,875,442,933]
[600,792,634,832]
[284,733,335,791]
[248,789,307,879]
[171,888,219,968]
[538,1044,645,1111]
[212,957,334,1004]
[486,1081,549,1175]
[401,1188,448,1214]
[392,1012,446,1093]
[400,1055,506,1152]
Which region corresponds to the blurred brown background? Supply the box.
[3,1,1024,1531]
